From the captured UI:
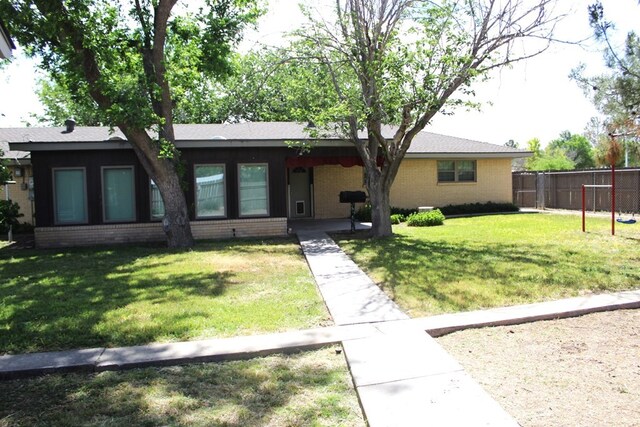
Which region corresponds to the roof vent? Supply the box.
[211,136,227,140]
[63,118,76,133]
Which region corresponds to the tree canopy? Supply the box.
[1,0,260,247]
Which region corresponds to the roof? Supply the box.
[0,141,30,164]
[0,122,531,159]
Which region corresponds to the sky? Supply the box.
[1,0,639,147]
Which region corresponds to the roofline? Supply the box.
[9,139,531,158]
[405,152,533,159]
[0,20,16,49]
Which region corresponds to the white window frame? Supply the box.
[101,166,137,223]
[52,167,88,225]
[238,163,270,218]
[194,164,227,219]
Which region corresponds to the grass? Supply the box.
[0,348,365,427]
[0,238,328,354]
[334,213,640,317]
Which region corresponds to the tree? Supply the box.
[572,1,640,166]
[292,0,561,237]
[0,0,259,247]
[524,136,574,171]
[548,131,595,169]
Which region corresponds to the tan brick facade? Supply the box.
[390,158,513,208]
[35,217,287,248]
[0,164,34,224]
[313,165,366,219]
[312,158,513,218]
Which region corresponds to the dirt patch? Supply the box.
[436,309,640,426]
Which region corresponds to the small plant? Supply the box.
[390,214,405,224]
[354,203,372,221]
[407,209,445,227]
[0,200,23,233]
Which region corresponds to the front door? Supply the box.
[288,167,312,218]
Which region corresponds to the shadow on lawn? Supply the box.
[0,352,356,427]
[0,245,234,354]
[338,233,632,314]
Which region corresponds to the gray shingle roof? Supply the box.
[0,141,29,162]
[0,122,529,156]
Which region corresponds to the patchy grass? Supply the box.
[0,348,365,427]
[0,239,328,354]
[334,214,640,317]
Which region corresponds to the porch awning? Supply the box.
[286,156,383,168]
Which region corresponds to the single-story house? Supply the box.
[2,122,530,247]
[0,141,34,225]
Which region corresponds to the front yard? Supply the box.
[0,239,328,354]
[0,348,365,427]
[335,213,640,317]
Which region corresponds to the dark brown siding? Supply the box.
[32,145,358,226]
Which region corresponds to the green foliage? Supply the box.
[0,199,22,232]
[406,209,445,227]
[548,131,595,169]
[437,202,519,216]
[355,204,418,222]
[390,214,405,224]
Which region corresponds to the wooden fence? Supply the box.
[512,168,640,213]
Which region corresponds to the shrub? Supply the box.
[437,202,519,216]
[390,214,405,224]
[0,200,23,233]
[407,209,445,227]
[355,204,419,222]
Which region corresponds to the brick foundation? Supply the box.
[35,218,288,248]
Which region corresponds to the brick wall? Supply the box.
[391,158,513,208]
[313,165,365,219]
[0,165,34,224]
[313,158,513,218]
[35,217,288,248]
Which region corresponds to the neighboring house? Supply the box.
[2,122,530,247]
[0,141,34,225]
[0,20,15,59]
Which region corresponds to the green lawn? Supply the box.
[335,213,640,317]
[0,348,365,427]
[0,239,328,354]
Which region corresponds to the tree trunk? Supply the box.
[122,126,195,248]
[157,172,194,248]
[365,170,393,237]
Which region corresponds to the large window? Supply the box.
[53,168,88,224]
[195,164,226,218]
[150,180,165,220]
[437,160,476,183]
[102,166,136,222]
[239,164,269,216]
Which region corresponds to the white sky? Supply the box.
[1,0,639,147]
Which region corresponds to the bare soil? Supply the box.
[436,309,640,427]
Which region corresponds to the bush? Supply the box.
[355,204,419,222]
[390,214,405,224]
[0,200,23,233]
[437,202,519,216]
[407,209,445,227]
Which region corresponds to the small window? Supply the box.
[437,160,476,183]
[239,164,269,216]
[102,166,136,222]
[53,168,88,224]
[150,180,165,220]
[195,164,226,218]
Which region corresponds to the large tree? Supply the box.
[0,0,259,247]
[572,1,640,166]
[291,0,561,237]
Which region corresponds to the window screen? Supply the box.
[54,168,87,224]
[103,167,136,222]
[239,164,269,216]
[195,165,226,218]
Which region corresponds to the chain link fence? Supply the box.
[513,168,640,214]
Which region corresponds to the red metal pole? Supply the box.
[612,164,616,236]
[582,184,586,233]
